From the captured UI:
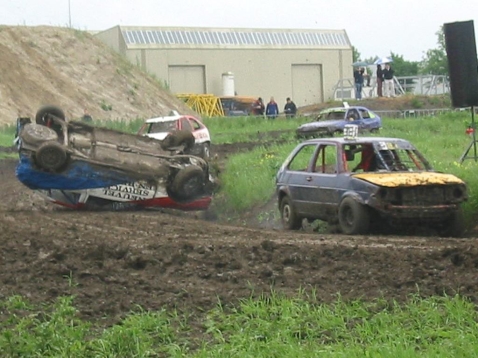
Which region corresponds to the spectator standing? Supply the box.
[81,108,93,122]
[284,97,297,118]
[353,67,365,100]
[382,63,395,97]
[265,96,279,119]
[251,97,265,116]
[376,64,384,97]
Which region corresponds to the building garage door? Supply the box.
[168,65,206,94]
[291,64,323,106]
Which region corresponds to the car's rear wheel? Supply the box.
[169,165,205,201]
[21,124,59,146]
[338,197,370,235]
[35,141,68,171]
[35,105,66,125]
[280,196,302,230]
[161,130,195,153]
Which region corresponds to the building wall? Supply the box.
[123,47,352,108]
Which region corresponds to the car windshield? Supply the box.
[317,109,345,121]
[147,121,177,133]
[343,141,432,172]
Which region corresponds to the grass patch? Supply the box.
[1,293,478,356]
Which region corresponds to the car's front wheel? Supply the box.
[338,197,370,235]
[168,165,205,201]
[280,196,302,230]
[35,105,66,125]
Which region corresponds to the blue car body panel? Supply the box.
[16,155,136,190]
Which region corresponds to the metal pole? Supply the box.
[68,0,71,28]
[472,106,477,161]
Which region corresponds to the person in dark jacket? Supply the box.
[265,96,279,119]
[251,97,265,116]
[284,97,297,118]
[376,64,384,97]
[353,67,365,100]
[382,63,395,97]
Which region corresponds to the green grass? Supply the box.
[2,293,478,357]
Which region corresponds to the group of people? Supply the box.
[251,97,297,119]
[353,63,395,100]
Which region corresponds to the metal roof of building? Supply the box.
[118,26,351,49]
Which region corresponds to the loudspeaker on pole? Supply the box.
[444,20,478,107]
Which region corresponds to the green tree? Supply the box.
[389,52,419,76]
[420,26,448,75]
[352,46,361,62]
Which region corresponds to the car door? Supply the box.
[299,143,340,219]
[281,143,319,215]
[358,108,374,129]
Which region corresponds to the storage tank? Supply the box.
[222,72,235,96]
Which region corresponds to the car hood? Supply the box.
[144,132,169,140]
[298,120,344,131]
[352,172,465,187]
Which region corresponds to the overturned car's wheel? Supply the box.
[21,124,59,146]
[161,130,195,153]
[338,197,370,235]
[35,141,68,171]
[35,105,66,125]
[169,165,205,201]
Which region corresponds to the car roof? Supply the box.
[320,106,370,113]
[145,114,187,124]
[302,137,412,145]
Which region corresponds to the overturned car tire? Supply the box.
[35,105,66,125]
[35,141,68,171]
[161,130,195,153]
[168,165,205,201]
[21,124,59,146]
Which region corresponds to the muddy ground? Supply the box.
[1,150,478,327]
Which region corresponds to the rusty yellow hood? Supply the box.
[352,172,465,187]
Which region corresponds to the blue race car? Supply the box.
[296,105,382,138]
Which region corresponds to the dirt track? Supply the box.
[1,158,478,326]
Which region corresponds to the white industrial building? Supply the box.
[96,25,353,107]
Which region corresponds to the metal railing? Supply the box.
[333,75,450,100]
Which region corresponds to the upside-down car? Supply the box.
[15,106,215,211]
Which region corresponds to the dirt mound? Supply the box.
[0,26,196,127]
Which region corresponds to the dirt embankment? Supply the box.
[0,26,196,127]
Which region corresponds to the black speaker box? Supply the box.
[444,20,478,107]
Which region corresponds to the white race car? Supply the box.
[138,112,211,159]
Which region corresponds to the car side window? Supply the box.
[288,144,317,171]
[360,109,370,119]
[189,119,201,130]
[180,118,193,131]
[347,109,360,121]
[313,144,337,174]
